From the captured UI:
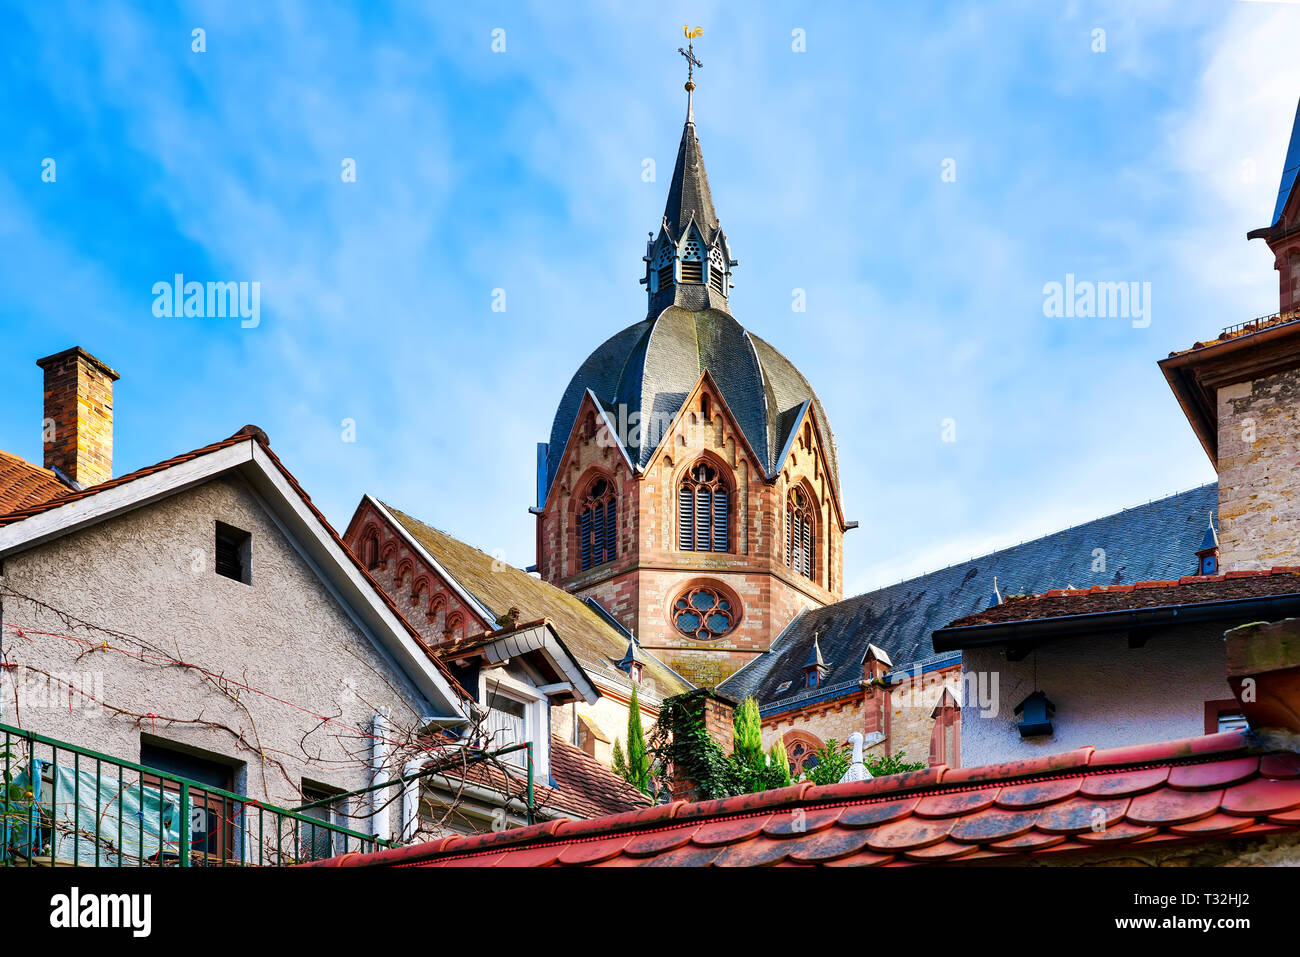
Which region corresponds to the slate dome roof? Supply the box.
[544,305,839,498]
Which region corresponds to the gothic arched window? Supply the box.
[785,486,815,580]
[678,462,730,552]
[579,477,617,571]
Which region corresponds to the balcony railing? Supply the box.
[0,722,393,867]
[1220,311,1300,339]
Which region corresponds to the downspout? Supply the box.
[369,710,392,842]
[399,759,424,843]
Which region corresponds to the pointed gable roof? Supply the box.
[662,117,719,244]
[371,499,691,701]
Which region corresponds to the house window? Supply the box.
[678,462,730,552]
[709,265,725,294]
[680,261,704,284]
[485,690,530,768]
[657,264,674,291]
[140,741,238,865]
[578,477,617,571]
[670,584,738,641]
[215,521,252,584]
[785,487,815,580]
[299,783,345,862]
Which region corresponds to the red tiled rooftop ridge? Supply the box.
[302,730,1300,867]
[945,567,1300,629]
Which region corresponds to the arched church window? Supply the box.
[785,486,815,580]
[670,585,737,641]
[678,462,730,552]
[579,477,617,571]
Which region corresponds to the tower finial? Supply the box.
[679,26,703,123]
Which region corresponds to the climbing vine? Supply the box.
[647,693,787,801]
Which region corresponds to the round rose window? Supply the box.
[671,586,737,641]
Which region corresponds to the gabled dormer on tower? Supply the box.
[642,70,737,316]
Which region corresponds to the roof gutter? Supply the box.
[932,591,1300,651]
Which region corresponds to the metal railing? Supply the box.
[1220,311,1300,339]
[0,722,393,867]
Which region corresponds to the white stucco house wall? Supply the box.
[0,423,470,861]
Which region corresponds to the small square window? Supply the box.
[215,522,252,584]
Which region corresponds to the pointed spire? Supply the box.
[645,30,733,316]
[803,634,826,671]
[989,576,1003,609]
[663,113,719,244]
[1200,515,1219,553]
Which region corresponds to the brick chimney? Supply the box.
[666,688,736,803]
[1224,619,1300,749]
[35,347,119,488]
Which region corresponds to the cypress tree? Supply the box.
[626,682,651,794]
[612,737,628,780]
[733,696,764,770]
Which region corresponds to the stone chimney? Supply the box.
[35,347,119,488]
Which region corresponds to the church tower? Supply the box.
[1162,95,1300,572]
[534,36,847,687]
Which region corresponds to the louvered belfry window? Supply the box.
[679,463,730,552]
[579,477,617,571]
[785,486,814,580]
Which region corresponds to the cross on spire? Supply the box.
[678,26,703,122]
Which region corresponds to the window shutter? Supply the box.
[712,490,728,551]
[580,509,593,570]
[679,487,694,550]
[801,519,812,578]
[696,487,711,553]
[603,497,617,562]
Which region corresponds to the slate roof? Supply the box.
[720,483,1219,713]
[545,309,840,499]
[380,503,691,702]
[662,116,719,245]
[304,730,1300,867]
[1258,96,1300,233]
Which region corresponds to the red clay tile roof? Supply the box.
[1167,313,1300,357]
[0,433,252,526]
[0,450,69,515]
[426,736,650,821]
[303,730,1300,866]
[943,568,1300,629]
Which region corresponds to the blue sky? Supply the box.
[2,1,1298,596]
